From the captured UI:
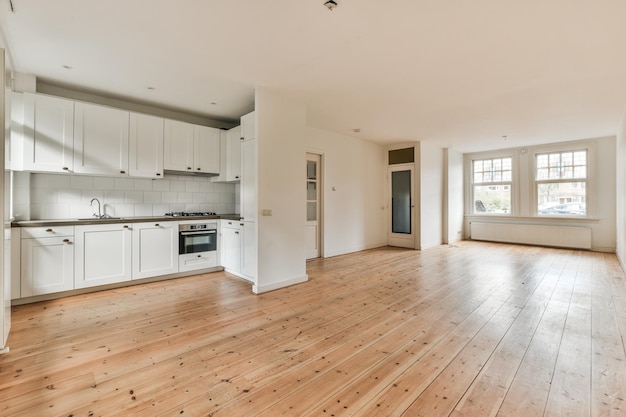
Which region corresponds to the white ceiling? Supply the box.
[1,0,626,152]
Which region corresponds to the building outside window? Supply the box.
[536,150,587,215]
[472,157,512,214]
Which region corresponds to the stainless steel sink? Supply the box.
[77,217,123,221]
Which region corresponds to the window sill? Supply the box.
[465,214,600,224]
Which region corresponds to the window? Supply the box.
[536,150,587,216]
[472,157,512,214]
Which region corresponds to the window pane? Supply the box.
[474,172,483,183]
[537,182,586,215]
[473,185,511,214]
[537,150,587,180]
[474,160,483,172]
[473,157,512,184]
[537,155,548,169]
[537,168,548,180]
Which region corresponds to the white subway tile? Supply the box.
[30,174,48,189]
[70,204,93,219]
[193,193,208,204]
[153,204,170,215]
[47,174,71,188]
[162,192,178,203]
[31,188,58,204]
[82,190,104,204]
[58,189,82,204]
[46,204,71,219]
[104,190,125,203]
[170,180,186,192]
[143,191,162,204]
[134,204,153,217]
[134,179,153,191]
[186,181,201,193]
[152,179,171,192]
[213,183,227,192]
[177,192,192,203]
[206,193,220,204]
[115,178,135,191]
[93,176,116,190]
[70,175,94,190]
[111,204,135,217]
[13,171,30,188]
[30,204,44,220]
[200,182,215,193]
[170,203,185,212]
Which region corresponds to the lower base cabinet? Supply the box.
[220,220,241,273]
[74,223,132,289]
[179,251,217,272]
[132,221,179,279]
[21,236,74,297]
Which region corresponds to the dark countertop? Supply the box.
[12,214,242,227]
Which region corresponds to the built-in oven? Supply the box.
[179,222,217,254]
[178,221,218,272]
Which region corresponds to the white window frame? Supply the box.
[466,151,517,216]
[530,141,595,218]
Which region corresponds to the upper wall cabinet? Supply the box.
[129,113,164,179]
[164,119,220,174]
[74,102,130,176]
[212,126,241,183]
[240,111,255,142]
[19,93,75,173]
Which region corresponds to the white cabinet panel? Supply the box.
[132,221,178,279]
[179,251,217,272]
[241,221,256,281]
[164,119,194,172]
[226,126,242,181]
[129,113,164,179]
[240,138,257,222]
[220,220,241,273]
[74,102,129,176]
[193,125,220,174]
[75,223,132,288]
[240,111,255,141]
[22,93,74,173]
[21,236,74,296]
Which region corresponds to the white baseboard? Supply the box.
[253,274,308,294]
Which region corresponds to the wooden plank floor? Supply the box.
[1,241,625,417]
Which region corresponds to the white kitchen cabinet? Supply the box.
[241,221,257,281]
[132,221,178,279]
[20,92,74,173]
[193,125,220,174]
[164,119,220,174]
[74,223,132,289]
[240,111,255,141]
[129,112,164,179]
[212,126,241,183]
[164,119,194,172]
[74,102,130,176]
[240,138,257,222]
[220,220,241,273]
[21,232,74,297]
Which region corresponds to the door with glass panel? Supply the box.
[388,164,415,248]
[306,153,321,259]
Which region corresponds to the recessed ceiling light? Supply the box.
[353,128,361,133]
[62,65,73,70]
[210,102,217,105]
[324,0,338,10]
[147,86,156,90]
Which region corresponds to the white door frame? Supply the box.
[306,152,323,259]
[387,163,416,249]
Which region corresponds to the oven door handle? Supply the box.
[180,230,217,236]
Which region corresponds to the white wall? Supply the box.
[255,88,308,292]
[616,113,626,268]
[418,142,444,249]
[12,172,237,220]
[443,148,464,244]
[305,127,387,257]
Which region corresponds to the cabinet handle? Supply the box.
[197,167,201,171]
[235,176,239,179]
[240,223,244,226]
[120,170,126,174]
[187,167,192,170]
[197,255,202,258]
[123,225,129,229]
[156,173,161,176]
[228,221,232,225]
[46,228,53,232]
[155,223,160,227]
[62,239,70,243]
[240,137,244,141]
[235,231,239,234]
[62,167,69,171]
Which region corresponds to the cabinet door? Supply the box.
[226,126,242,181]
[74,102,130,176]
[129,113,164,178]
[240,138,257,222]
[75,224,132,288]
[23,93,74,173]
[21,236,74,296]
[132,221,179,279]
[220,223,241,272]
[241,221,256,281]
[193,125,220,174]
[163,119,194,172]
[240,111,255,141]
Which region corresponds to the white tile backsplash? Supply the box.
[20,173,237,220]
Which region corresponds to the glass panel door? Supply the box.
[391,170,411,234]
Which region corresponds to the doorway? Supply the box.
[388,164,415,248]
[306,153,322,259]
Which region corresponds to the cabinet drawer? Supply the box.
[179,252,217,272]
[21,226,74,239]
[221,220,242,230]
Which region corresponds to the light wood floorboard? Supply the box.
[1,241,625,416]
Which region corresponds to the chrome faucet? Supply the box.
[90,198,102,218]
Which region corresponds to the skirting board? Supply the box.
[253,274,309,294]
